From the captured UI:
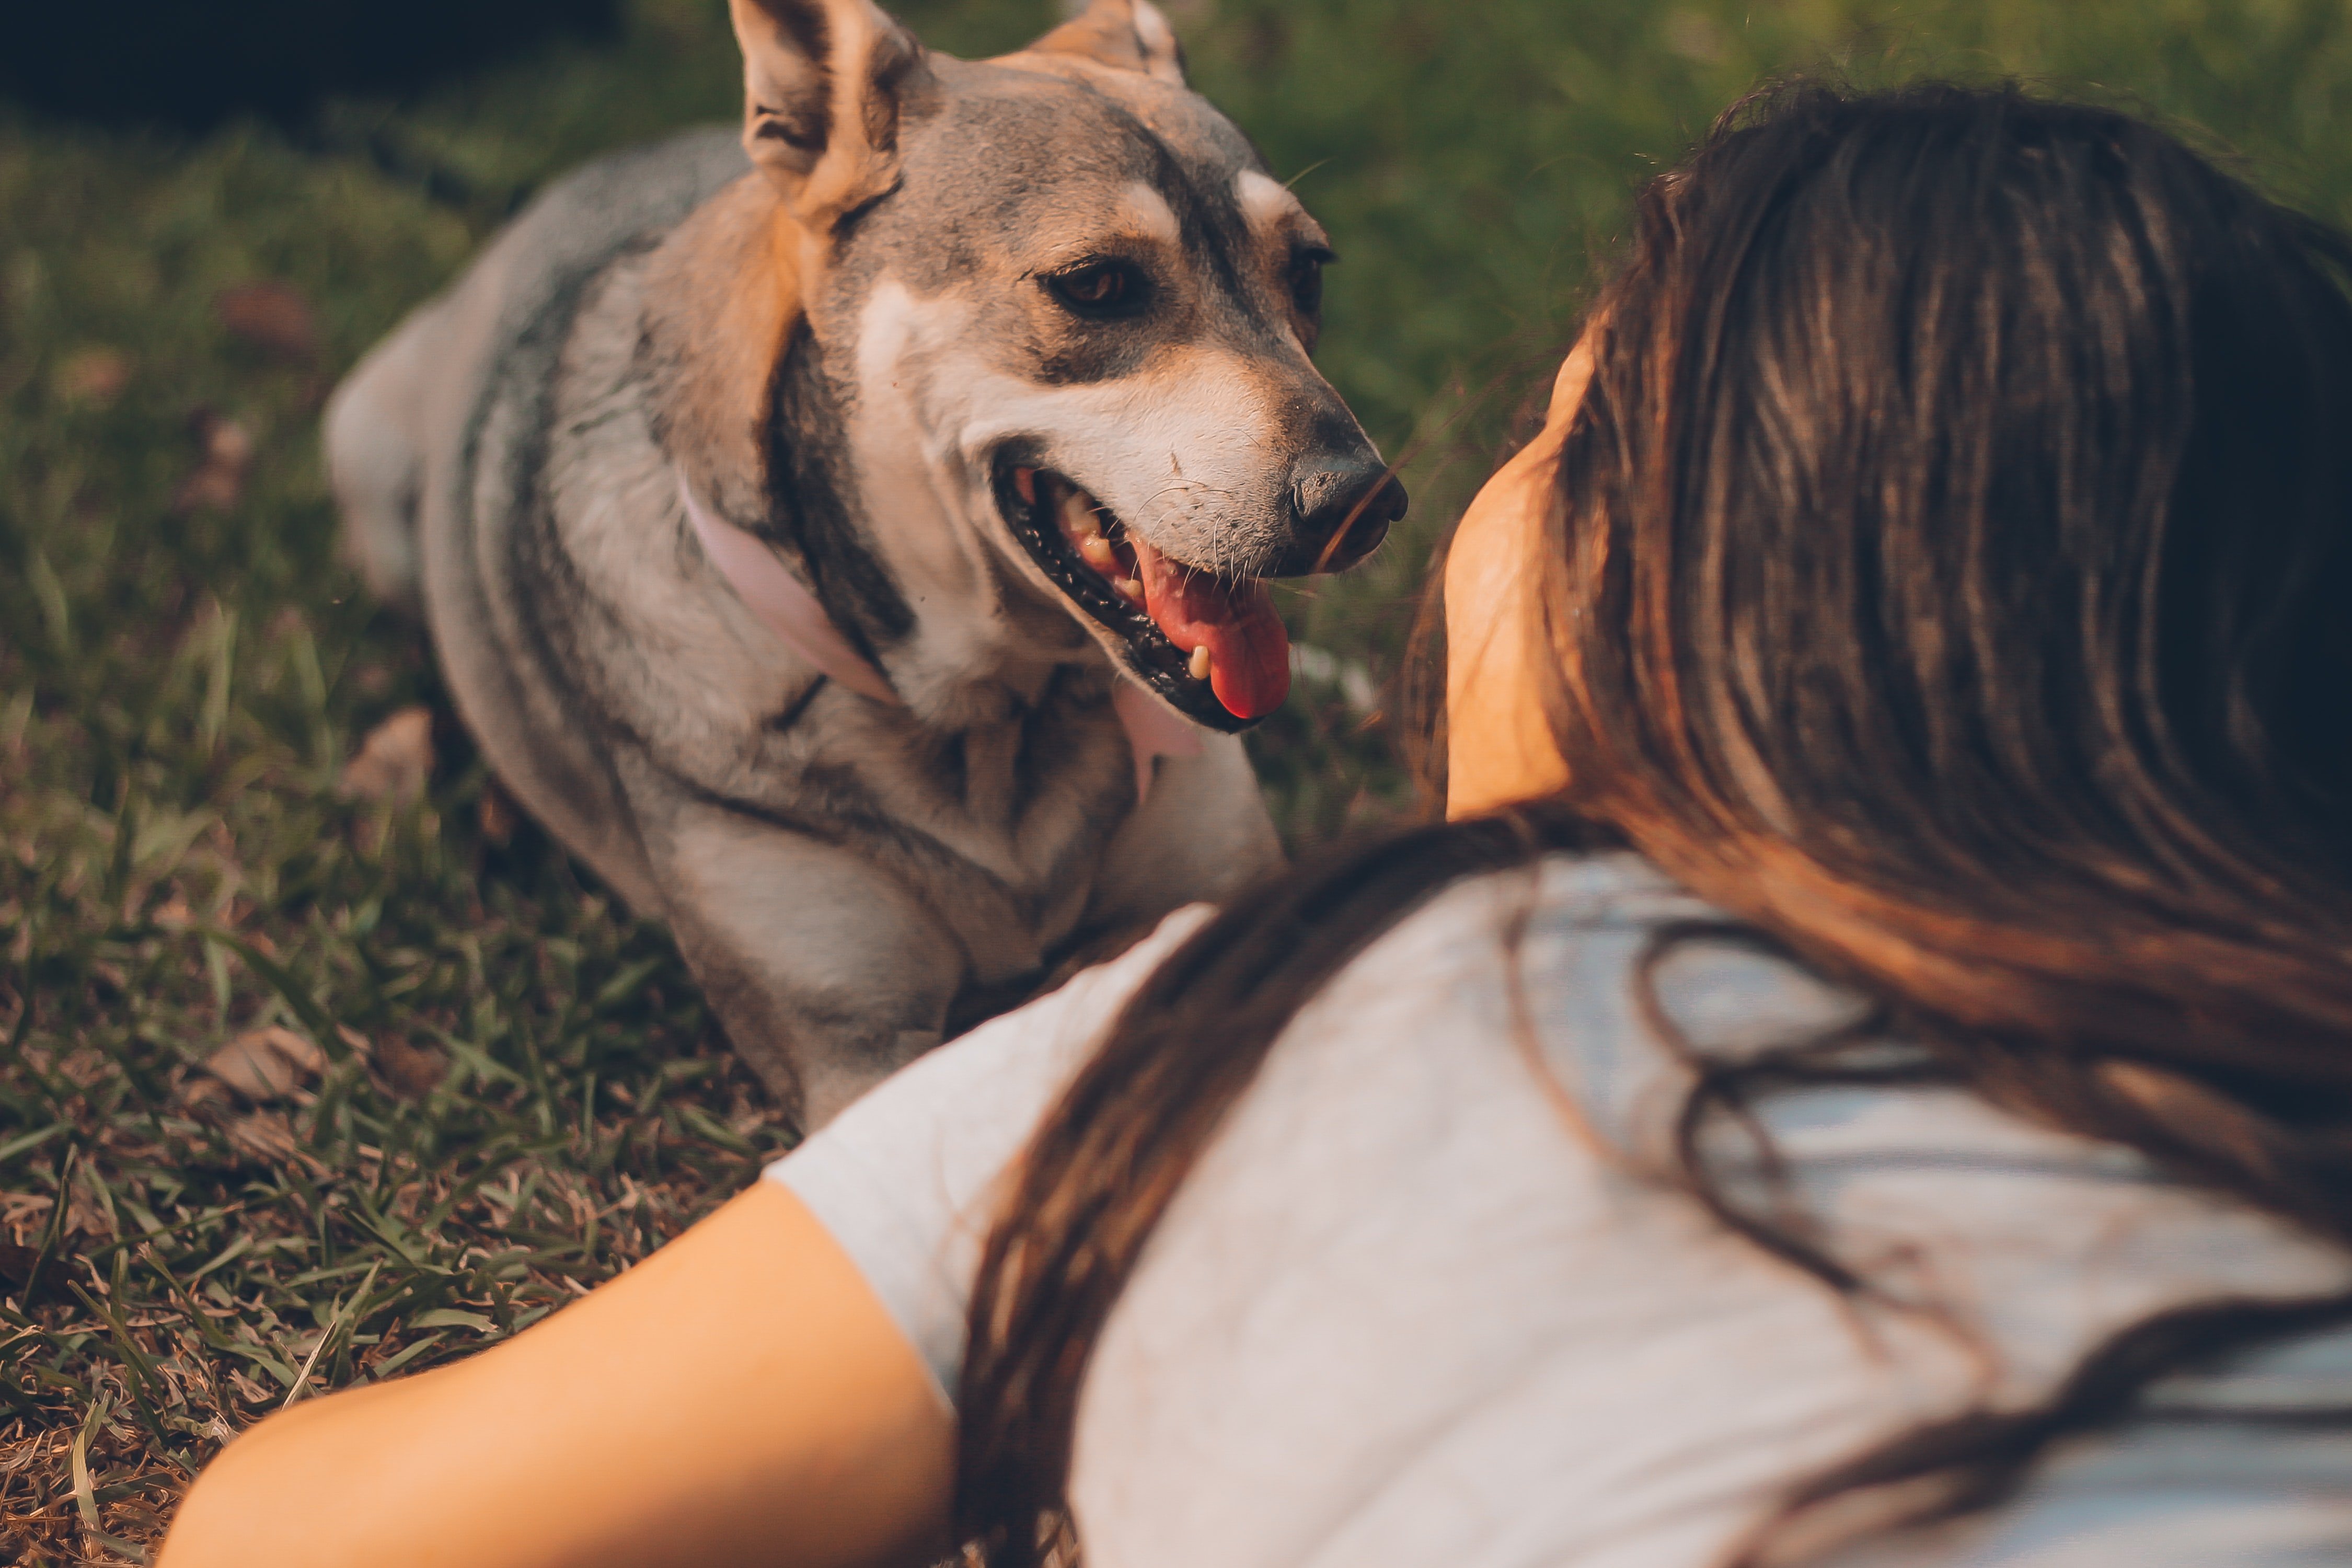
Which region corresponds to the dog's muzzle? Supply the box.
[993,444,1409,732]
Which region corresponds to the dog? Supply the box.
[324,0,1407,1126]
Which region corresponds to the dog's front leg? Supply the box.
[631,785,968,1131]
[1088,731,1284,929]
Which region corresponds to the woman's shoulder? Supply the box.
[765,901,1216,1392]
[1296,849,1868,1108]
[1373,847,1708,946]
[1294,849,1704,1034]
[1323,848,1829,1015]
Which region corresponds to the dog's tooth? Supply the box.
[1079,534,1120,572]
[1058,486,1099,538]
[1189,645,1212,682]
[1013,467,1037,505]
[1116,577,1146,603]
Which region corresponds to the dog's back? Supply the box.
[327,127,748,614]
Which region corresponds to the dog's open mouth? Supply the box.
[997,462,1289,730]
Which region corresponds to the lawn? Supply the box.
[8,0,2352,1557]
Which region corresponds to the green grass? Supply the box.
[10,0,2352,1557]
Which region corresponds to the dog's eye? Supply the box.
[1045,261,1149,319]
[1289,247,1333,319]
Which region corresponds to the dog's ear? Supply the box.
[1029,0,1186,86]
[730,0,928,228]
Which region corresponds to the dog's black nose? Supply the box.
[1284,455,1408,574]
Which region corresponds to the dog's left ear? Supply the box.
[730,0,929,229]
[1029,0,1186,86]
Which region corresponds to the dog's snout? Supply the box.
[1285,455,1408,574]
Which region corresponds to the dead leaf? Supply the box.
[173,411,255,514]
[226,1367,279,1406]
[64,1185,113,1241]
[201,1025,326,1101]
[56,347,131,406]
[0,1240,38,1292]
[478,777,521,846]
[374,1034,447,1100]
[224,1110,299,1166]
[214,280,319,363]
[340,707,434,805]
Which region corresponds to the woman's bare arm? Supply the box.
[159,1181,952,1568]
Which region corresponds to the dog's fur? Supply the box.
[325,0,1403,1125]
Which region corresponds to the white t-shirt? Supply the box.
[769,853,2352,1567]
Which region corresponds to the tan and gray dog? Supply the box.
[325,0,1406,1125]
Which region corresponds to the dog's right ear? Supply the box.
[1029,0,1187,86]
[730,0,927,230]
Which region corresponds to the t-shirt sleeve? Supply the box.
[764,905,1215,1404]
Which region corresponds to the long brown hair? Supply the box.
[958,81,2352,1566]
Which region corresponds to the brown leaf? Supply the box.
[224,1110,299,1166]
[64,1185,113,1241]
[374,1034,448,1100]
[226,1367,279,1406]
[0,1240,38,1290]
[214,280,319,363]
[201,1025,326,1101]
[340,707,434,805]
[478,777,521,847]
[172,411,255,514]
[56,347,132,406]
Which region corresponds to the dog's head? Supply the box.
[731,0,1405,730]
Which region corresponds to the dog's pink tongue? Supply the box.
[1128,534,1292,720]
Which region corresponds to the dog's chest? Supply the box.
[534,260,1139,981]
[786,682,1137,982]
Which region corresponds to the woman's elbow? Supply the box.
[158,1416,292,1568]
[158,1388,403,1568]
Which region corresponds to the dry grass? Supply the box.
[0,556,794,1559]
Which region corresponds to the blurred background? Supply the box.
[9,1,2352,1555]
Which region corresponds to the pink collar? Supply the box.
[679,475,1201,802]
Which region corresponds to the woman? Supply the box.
[163,80,2352,1567]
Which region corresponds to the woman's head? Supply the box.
[1451,81,2352,1128]
[1461,82,2352,855]
[964,82,2352,1566]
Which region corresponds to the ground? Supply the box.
[7,0,2352,1558]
